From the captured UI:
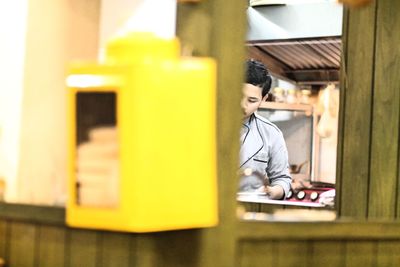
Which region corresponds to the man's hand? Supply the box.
[265,185,284,200]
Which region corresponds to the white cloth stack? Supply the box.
[76,126,119,207]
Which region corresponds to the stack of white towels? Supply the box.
[76,126,119,207]
[318,189,335,207]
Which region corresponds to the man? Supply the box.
[239,59,291,199]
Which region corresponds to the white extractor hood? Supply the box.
[247,1,343,41]
[246,1,343,84]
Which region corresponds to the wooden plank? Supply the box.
[238,202,260,213]
[176,2,212,57]
[131,234,158,267]
[339,2,377,218]
[368,0,400,219]
[376,240,400,266]
[197,0,245,266]
[237,241,274,267]
[148,231,204,267]
[99,231,132,267]
[310,240,344,267]
[8,222,36,267]
[37,225,66,267]
[0,203,65,225]
[0,220,7,260]
[177,2,246,267]
[238,221,400,240]
[335,5,349,218]
[66,228,98,267]
[275,240,310,266]
[344,241,376,267]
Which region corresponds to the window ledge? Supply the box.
[0,202,65,225]
[238,219,400,240]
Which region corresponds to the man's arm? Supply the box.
[265,134,292,199]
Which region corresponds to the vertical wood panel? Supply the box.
[177,1,246,266]
[132,233,199,267]
[8,222,36,267]
[369,0,400,219]
[276,241,310,266]
[310,240,345,267]
[131,235,157,267]
[0,220,7,260]
[336,5,348,217]
[202,0,246,266]
[152,231,202,267]
[345,241,376,267]
[340,2,377,218]
[66,229,98,267]
[37,225,66,267]
[99,231,132,267]
[176,3,212,57]
[238,241,274,267]
[376,241,400,266]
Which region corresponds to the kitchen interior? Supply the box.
[0,0,343,218]
[237,0,343,219]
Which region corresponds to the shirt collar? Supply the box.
[242,113,255,127]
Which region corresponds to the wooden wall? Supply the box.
[2,215,400,267]
[238,239,400,267]
[0,217,204,267]
[337,0,400,219]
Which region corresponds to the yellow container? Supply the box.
[66,33,218,232]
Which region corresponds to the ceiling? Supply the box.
[246,36,342,85]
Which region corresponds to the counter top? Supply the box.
[237,194,325,208]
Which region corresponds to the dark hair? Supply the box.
[245,59,272,97]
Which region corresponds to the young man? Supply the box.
[239,59,291,199]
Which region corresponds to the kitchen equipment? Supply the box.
[286,186,334,204]
[290,160,309,174]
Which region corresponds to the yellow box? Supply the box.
[66,33,218,232]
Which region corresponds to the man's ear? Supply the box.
[262,94,269,102]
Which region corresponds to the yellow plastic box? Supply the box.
[66,33,218,232]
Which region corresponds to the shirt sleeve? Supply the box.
[266,132,292,198]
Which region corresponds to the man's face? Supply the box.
[241,83,263,119]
